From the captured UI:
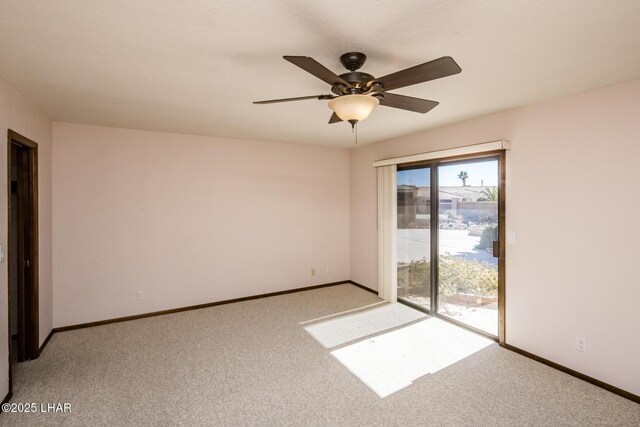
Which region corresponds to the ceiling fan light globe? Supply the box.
[328,95,379,122]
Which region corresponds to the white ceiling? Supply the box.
[1,0,639,147]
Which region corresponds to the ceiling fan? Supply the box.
[254,52,462,128]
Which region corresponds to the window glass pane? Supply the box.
[397,168,431,310]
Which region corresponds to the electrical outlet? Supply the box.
[310,268,316,277]
[577,337,587,352]
[136,290,144,302]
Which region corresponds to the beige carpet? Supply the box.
[2,284,638,426]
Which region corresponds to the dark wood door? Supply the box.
[8,131,39,366]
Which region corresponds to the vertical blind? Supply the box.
[376,165,397,302]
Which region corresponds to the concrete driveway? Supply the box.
[397,229,497,265]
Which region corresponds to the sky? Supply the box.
[397,160,498,187]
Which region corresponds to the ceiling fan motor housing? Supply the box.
[332,72,376,94]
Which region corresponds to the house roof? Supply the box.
[416,186,493,201]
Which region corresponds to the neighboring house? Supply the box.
[397,185,419,227]
[400,186,498,224]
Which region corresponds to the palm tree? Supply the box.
[457,171,469,186]
[477,186,498,201]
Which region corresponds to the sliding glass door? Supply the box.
[397,155,502,338]
[436,159,499,336]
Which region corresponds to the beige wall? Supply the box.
[350,79,640,395]
[52,123,350,327]
[0,78,53,398]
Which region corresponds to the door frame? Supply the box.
[7,130,39,378]
[397,150,506,344]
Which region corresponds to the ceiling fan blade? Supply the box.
[253,94,334,104]
[328,112,342,124]
[284,56,351,88]
[377,56,461,91]
[379,92,439,113]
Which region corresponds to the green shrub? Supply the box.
[476,225,498,250]
[397,258,430,294]
[438,254,497,297]
[398,255,497,297]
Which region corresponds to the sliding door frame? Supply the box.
[397,150,506,345]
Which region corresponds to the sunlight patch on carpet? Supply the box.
[299,301,388,326]
[304,303,426,349]
[331,317,493,398]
